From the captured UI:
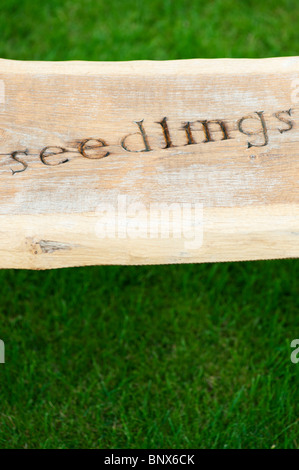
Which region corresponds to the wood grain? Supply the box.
[0,57,298,268]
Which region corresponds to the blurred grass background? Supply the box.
[0,0,299,449]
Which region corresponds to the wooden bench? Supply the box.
[0,57,298,269]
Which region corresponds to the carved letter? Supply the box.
[238,111,268,148]
[40,146,69,166]
[157,117,174,148]
[121,120,151,152]
[79,138,110,159]
[182,122,196,145]
[198,120,230,143]
[10,150,28,175]
[274,109,293,134]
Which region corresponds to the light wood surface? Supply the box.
[0,57,298,269]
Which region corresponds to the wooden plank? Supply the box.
[0,57,299,269]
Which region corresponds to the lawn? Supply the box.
[0,0,298,449]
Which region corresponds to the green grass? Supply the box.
[0,0,299,449]
[0,0,298,60]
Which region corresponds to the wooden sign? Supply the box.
[0,57,299,269]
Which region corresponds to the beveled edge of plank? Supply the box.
[0,56,299,76]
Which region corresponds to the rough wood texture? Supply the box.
[0,57,299,269]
